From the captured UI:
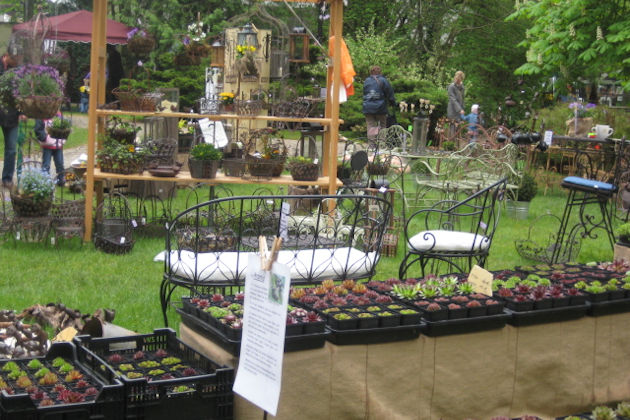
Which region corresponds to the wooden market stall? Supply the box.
[83,0,345,240]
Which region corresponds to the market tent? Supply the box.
[12,10,131,44]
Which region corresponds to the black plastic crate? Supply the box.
[0,341,124,420]
[73,329,234,420]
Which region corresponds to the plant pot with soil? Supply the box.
[188,143,222,179]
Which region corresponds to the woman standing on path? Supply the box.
[447,70,466,137]
[0,53,20,188]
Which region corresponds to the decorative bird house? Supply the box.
[289,27,309,63]
[210,39,225,68]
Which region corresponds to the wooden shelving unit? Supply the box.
[84,0,345,240]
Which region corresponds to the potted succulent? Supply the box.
[188,143,223,179]
[0,64,65,119]
[10,168,55,217]
[507,172,538,219]
[615,223,630,246]
[46,116,72,140]
[287,156,319,181]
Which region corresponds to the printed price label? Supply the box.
[468,265,493,296]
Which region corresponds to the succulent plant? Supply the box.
[466,300,482,308]
[342,279,356,290]
[64,370,83,382]
[498,288,513,297]
[352,283,368,294]
[616,401,630,417]
[426,303,442,311]
[322,279,335,290]
[290,288,306,299]
[27,359,44,370]
[457,283,474,294]
[16,375,33,388]
[39,372,59,385]
[591,405,616,420]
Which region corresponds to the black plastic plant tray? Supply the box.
[504,303,589,327]
[555,414,591,420]
[586,297,630,317]
[177,308,327,357]
[0,341,124,420]
[73,328,234,420]
[324,324,423,345]
[421,313,510,337]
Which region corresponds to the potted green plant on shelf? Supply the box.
[96,137,150,175]
[287,156,319,181]
[46,116,72,139]
[507,172,538,219]
[189,143,222,179]
[10,169,55,217]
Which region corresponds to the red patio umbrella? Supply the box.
[12,10,131,44]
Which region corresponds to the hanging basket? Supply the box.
[46,126,71,140]
[127,35,155,56]
[106,127,137,144]
[10,192,53,217]
[16,96,63,119]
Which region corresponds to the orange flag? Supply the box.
[329,36,356,97]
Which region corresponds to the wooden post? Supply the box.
[84,0,108,241]
[326,0,343,196]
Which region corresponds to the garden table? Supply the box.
[180,311,630,419]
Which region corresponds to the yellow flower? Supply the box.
[79,86,86,93]
[249,45,256,52]
[128,145,135,153]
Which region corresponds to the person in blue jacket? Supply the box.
[362,65,396,140]
[462,104,483,143]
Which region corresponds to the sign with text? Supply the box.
[233,255,291,416]
[198,118,228,148]
[467,265,493,296]
[544,130,553,147]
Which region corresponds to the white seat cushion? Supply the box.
[166,247,378,283]
[408,230,489,252]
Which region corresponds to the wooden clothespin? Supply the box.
[259,235,283,271]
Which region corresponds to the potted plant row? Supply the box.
[368,276,503,322]
[96,136,149,175]
[290,279,422,330]
[183,293,326,341]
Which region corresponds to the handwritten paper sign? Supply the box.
[467,265,493,296]
[544,130,553,147]
[233,255,291,416]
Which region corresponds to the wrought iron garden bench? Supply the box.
[158,193,392,325]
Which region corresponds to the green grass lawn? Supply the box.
[0,181,615,335]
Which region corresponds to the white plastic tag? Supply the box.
[141,217,146,225]
[16,232,20,240]
[544,130,553,146]
[379,186,388,194]
[120,237,126,244]
[131,219,138,228]
[51,237,55,245]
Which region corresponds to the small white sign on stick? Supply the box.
[233,254,291,416]
[544,130,553,147]
[198,118,228,148]
[467,265,493,296]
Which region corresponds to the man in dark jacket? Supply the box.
[447,70,465,137]
[362,65,396,140]
[1,53,20,188]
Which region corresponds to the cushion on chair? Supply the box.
[165,247,378,283]
[562,176,615,192]
[408,230,489,252]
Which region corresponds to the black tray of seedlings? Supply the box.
[516,262,630,317]
[0,341,124,420]
[179,295,327,354]
[368,278,510,337]
[291,280,424,345]
[504,303,589,327]
[177,308,327,356]
[73,328,234,420]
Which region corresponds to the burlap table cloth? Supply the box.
[179,311,630,419]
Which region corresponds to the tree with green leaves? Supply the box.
[508,0,630,90]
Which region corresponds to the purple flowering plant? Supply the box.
[568,101,596,118]
[127,28,147,41]
[0,64,64,110]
